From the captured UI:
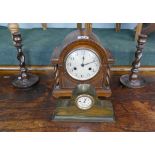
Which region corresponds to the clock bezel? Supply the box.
[75,94,95,110]
[64,47,101,81]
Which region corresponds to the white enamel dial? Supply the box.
[65,48,100,81]
[75,95,94,110]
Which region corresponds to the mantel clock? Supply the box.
[51,29,114,98]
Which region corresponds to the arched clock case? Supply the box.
[51,30,114,98]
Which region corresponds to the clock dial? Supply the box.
[76,95,94,110]
[65,48,100,81]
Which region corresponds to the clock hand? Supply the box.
[83,60,97,66]
[82,51,85,64]
[84,98,87,103]
[82,56,85,64]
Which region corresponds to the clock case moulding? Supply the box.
[51,29,114,98]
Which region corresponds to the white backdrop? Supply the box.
[0,23,137,29]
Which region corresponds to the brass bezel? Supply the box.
[75,94,95,110]
[64,47,101,81]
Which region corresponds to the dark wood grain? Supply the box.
[0,70,155,131]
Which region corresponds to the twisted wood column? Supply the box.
[129,34,147,81]
[105,64,111,89]
[12,32,28,79]
[120,34,147,88]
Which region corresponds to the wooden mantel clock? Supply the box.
[51,29,114,98]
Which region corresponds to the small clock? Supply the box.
[51,29,114,98]
[72,84,97,110]
[75,94,94,110]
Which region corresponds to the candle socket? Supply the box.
[120,34,147,88]
[12,32,39,88]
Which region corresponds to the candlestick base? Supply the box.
[12,73,39,88]
[120,74,145,88]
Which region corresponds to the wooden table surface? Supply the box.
[0,71,155,131]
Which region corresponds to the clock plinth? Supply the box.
[52,99,115,122]
[52,84,115,122]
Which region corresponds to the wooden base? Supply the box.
[52,87,112,98]
[52,99,115,122]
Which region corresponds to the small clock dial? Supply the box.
[65,48,100,81]
[75,95,94,110]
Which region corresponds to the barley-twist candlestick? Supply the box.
[12,32,39,88]
[120,34,147,88]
